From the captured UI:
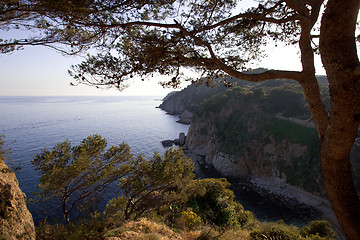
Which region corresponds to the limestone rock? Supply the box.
[0,159,35,240]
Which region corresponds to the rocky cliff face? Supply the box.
[0,159,35,240]
[185,115,325,195]
[184,90,328,196]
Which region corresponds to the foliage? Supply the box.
[35,214,337,240]
[3,0,360,237]
[1,0,302,88]
[250,220,338,240]
[188,82,327,193]
[36,213,105,240]
[187,178,253,227]
[263,83,309,118]
[250,221,300,240]
[299,220,338,239]
[267,118,319,155]
[105,147,195,221]
[32,134,133,225]
[180,210,202,229]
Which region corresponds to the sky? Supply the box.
[0,1,326,97]
[0,42,325,97]
[0,45,176,96]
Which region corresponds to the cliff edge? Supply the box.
[0,159,35,240]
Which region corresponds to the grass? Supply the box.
[268,118,319,156]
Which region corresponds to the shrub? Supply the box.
[250,222,300,240]
[181,210,202,229]
[300,220,337,239]
[36,213,104,240]
[187,178,253,228]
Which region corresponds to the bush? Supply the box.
[300,220,337,239]
[180,210,202,229]
[187,178,253,227]
[250,221,300,240]
[36,213,104,240]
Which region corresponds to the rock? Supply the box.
[177,110,193,124]
[0,159,35,240]
[178,133,186,146]
[173,133,186,146]
[161,140,174,147]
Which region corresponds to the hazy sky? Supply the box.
[0,45,177,96]
[0,0,326,97]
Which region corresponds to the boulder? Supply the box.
[161,140,174,147]
[178,133,186,146]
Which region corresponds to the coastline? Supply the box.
[158,102,346,239]
[185,151,346,239]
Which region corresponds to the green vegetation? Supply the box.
[264,83,310,118]
[32,134,133,225]
[32,135,338,240]
[187,178,254,227]
[300,220,338,239]
[268,118,319,156]
[250,220,337,240]
[267,117,322,193]
[106,148,194,221]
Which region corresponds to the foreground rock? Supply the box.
[0,159,35,240]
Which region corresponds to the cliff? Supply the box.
[0,159,35,240]
[161,78,360,197]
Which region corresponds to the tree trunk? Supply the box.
[62,196,70,225]
[319,0,360,239]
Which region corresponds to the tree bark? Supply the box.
[62,195,70,225]
[319,0,360,239]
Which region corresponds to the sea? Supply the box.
[0,96,189,223]
[0,96,318,226]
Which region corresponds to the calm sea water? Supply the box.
[0,96,318,226]
[0,96,189,223]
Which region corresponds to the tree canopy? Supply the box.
[2,0,360,239]
[106,147,195,221]
[32,134,133,225]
